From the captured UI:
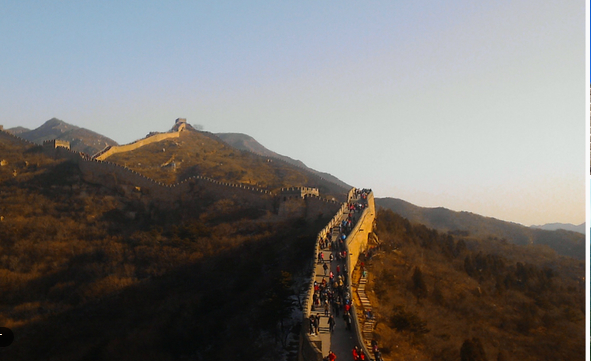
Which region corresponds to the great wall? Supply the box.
[92,119,187,160]
[1,121,342,217]
[299,189,377,361]
[0,120,379,360]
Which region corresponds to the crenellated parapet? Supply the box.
[33,141,278,211]
[280,186,320,199]
[0,128,38,147]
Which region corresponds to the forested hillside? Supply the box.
[362,209,584,361]
[0,135,324,360]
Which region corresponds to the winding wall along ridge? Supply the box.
[299,189,376,361]
[93,127,185,160]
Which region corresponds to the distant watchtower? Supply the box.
[172,118,187,132]
[279,187,319,201]
[43,139,70,150]
[42,139,71,158]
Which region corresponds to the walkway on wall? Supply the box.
[307,194,368,360]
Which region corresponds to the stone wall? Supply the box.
[345,191,375,361]
[297,189,375,361]
[299,190,355,361]
[346,192,375,271]
[280,186,320,198]
[0,129,38,147]
[93,130,184,160]
[278,198,307,218]
[50,145,275,210]
[304,195,341,221]
[49,140,342,219]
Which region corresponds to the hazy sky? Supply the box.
[0,1,585,226]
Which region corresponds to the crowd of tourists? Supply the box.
[310,188,376,361]
[311,238,353,335]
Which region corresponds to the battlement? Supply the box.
[0,128,37,147]
[43,139,70,149]
[279,186,319,199]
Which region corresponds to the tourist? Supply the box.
[327,350,337,361]
[352,347,359,360]
[314,313,321,334]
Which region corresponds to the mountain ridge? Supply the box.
[530,222,585,234]
[216,132,351,191]
[8,118,118,155]
[375,197,585,260]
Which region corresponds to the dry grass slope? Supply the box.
[106,130,346,199]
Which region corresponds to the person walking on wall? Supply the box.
[327,350,337,361]
[314,313,321,334]
[328,314,335,333]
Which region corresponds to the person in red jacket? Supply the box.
[352,347,359,360]
[327,350,337,360]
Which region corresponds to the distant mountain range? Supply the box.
[530,222,585,234]
[375,197,585,260]
[7,118,118,155]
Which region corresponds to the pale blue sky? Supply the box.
[0,1,585,226]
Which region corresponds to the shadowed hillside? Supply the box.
[12,118,118,155]
[375,197,585,260]
[0,134,329,360]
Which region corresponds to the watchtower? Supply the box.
[172,118,187,132]
[279,186,319,201]
[43,139,70,150]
